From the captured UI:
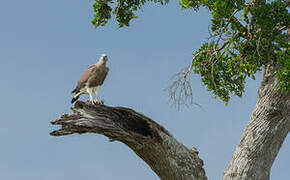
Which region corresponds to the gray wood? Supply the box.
[51,65,289,180]
[51,101,207,180]
[223,64,290,180]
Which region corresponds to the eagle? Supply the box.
[71,54,109,104]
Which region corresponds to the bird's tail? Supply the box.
[71,94,80,104]
[72,88,77,94]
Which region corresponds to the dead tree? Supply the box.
[50,101,207,180]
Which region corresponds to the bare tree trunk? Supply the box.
[223,64,290,180]
[51,101,207,180]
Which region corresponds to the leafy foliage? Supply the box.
[179,0,289,102]
[92,0,169,27]
[90,0,289,103]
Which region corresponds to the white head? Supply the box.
[99,54,108,63]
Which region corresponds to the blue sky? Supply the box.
[0,0,288,179]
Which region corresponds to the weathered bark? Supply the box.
[50,101,207,180]
[51,64,288,180]
[223,64,290,180]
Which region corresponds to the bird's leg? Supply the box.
[87,87,95,104]
[94,86,101,104]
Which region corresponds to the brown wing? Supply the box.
[72,65,95,94]
[87,66,109,88]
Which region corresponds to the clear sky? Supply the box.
[0,0,288,179]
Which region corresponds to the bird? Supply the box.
[71,54,109,104]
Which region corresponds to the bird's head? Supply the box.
[99,54,108,63]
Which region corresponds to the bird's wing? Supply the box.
[72,65,95,94]
[87,66,109,88]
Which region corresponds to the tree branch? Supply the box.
[50,101,207,180]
